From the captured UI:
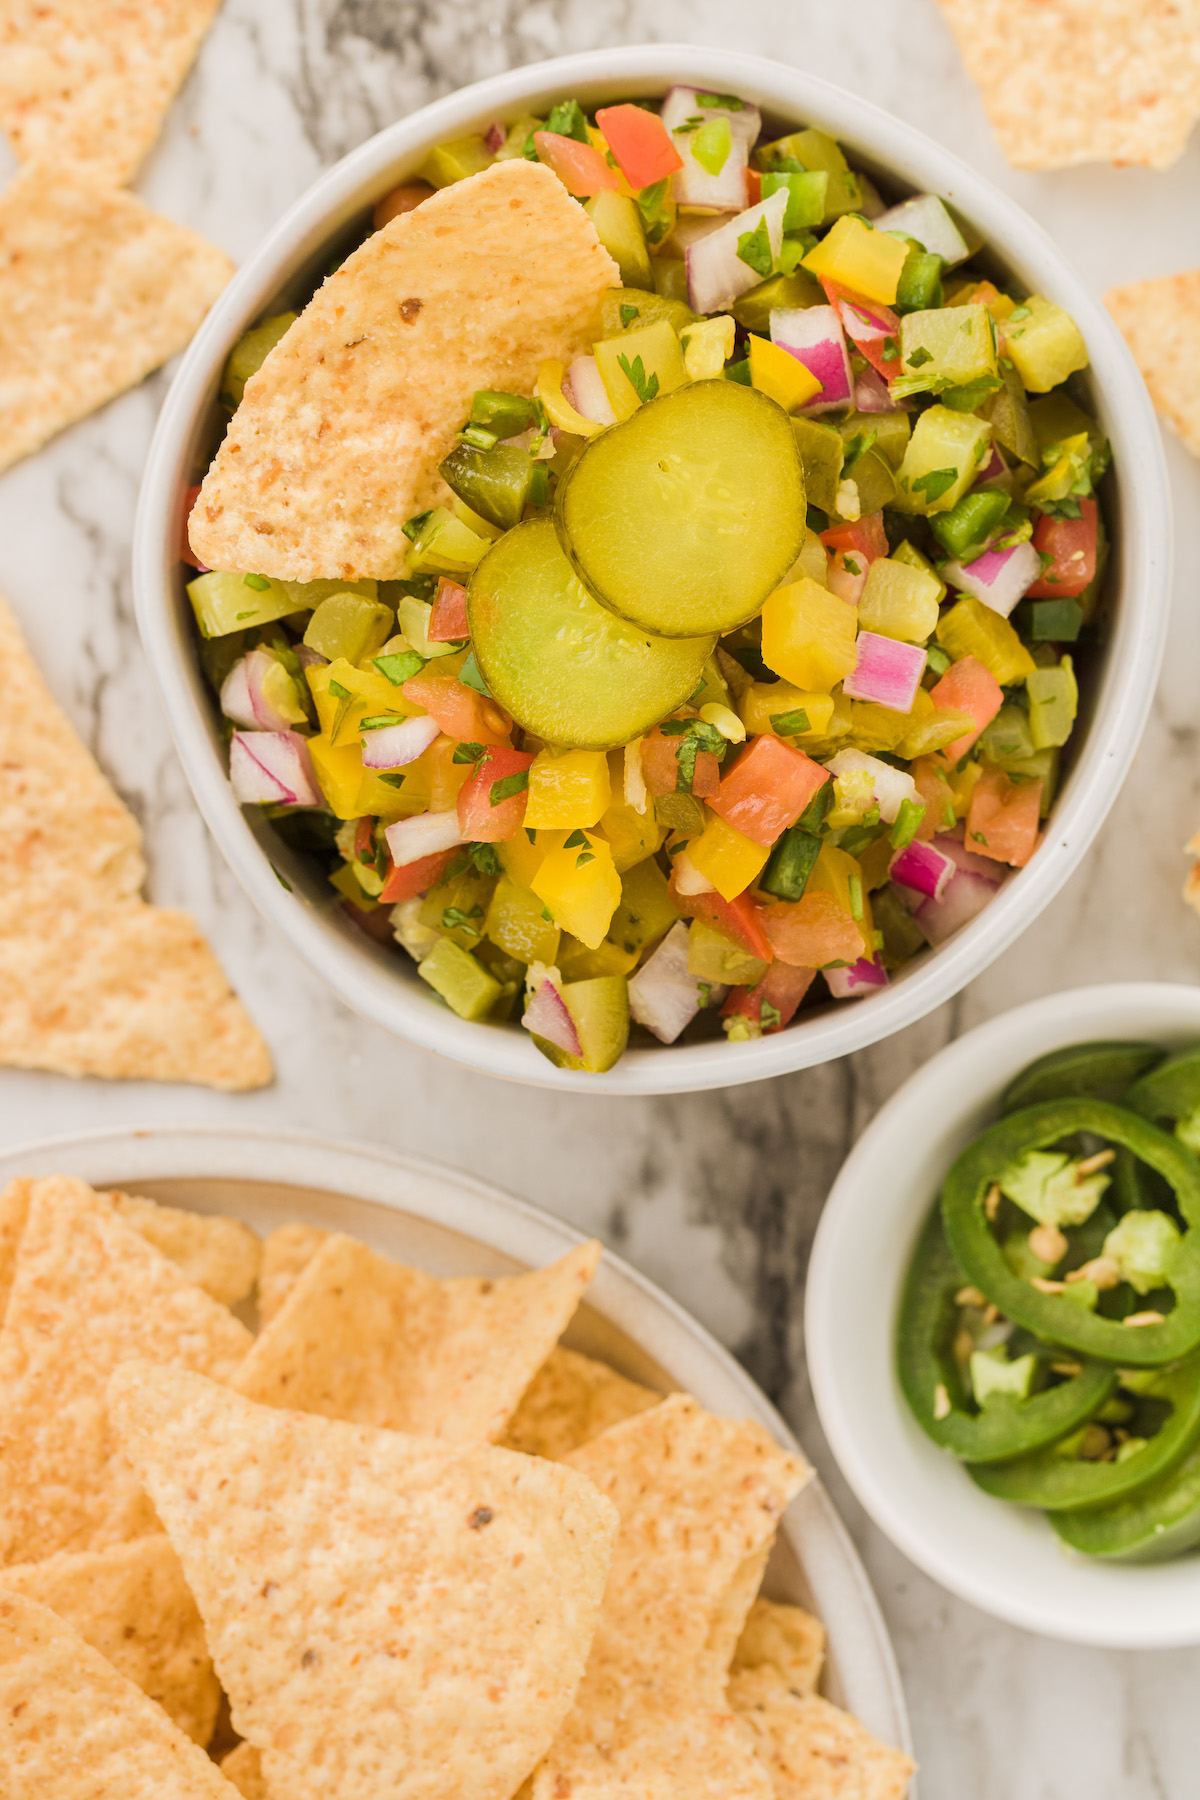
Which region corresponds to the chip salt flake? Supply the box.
[108,1362,619,1800]
[0,1176,252,1565]
[257,1221,329,1323]
[502,1346,661,1461]
[937,0,1200,170]
[0,0,226,186]
[235,1233,601,1441]
[730,1666,915,1800]
[0,163,233,473]
[1107,269,1200,459]
[731,1598,826,1700]
[0,1590,239,1798]
[0,1536,220,1744]
[188,159,620,581]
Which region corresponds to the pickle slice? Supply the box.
[468,519,712,750]
[555,380,806,638]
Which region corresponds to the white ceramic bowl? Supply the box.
[0,1124,912,1761]
[133,46,1170,1095]
[807,982,1200,1648]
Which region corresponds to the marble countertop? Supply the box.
[3,2,1200,1792]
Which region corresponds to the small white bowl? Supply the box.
[134,46,1170,1094]
[807,982,1200,1648]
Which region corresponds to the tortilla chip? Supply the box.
[1107,269,1200,458]
[257,1222,328,1324]
[0,1536,219,1744]
[936,0,1200,170]
[0,1176,252,1564]
[704,1544,775,1687]
[0,1590,238,1796]
[530,1397,809,1800]
[108,1361,619,1800]
[188,159,619,581]
[731,1598,826,1699]
[234,1234,601,1442]
[0,161,233,474]
[0,1,225,187]
[221,1742,269,1799]
[502,1346,661,1461]
[730,1667,914,1800]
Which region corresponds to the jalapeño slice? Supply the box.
[555,380,806,639]
[1000,1041,1164,1113]
[1052,1436,1200,1561]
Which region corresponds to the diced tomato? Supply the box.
[401,675,510,746]
[721,960,815,1032]
[822,281,902,380]
[929,656,1003,765]
[639,728,721,799]
[910,757,956,839]
[668,877,774,963]
[707,736,829,848]
[456,745,537,842]
[821,513,888,604]
[745,167,762,207]
[428,578,469,642]
[1026,499,1098,599]
[594,104,683,189]
[966,765,1042,867]
[378,847,456,905]
[373,181,435,230]
[760,893,864,968]
[353,816,376,864]
[533,132,620,197]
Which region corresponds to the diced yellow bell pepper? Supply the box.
[538,359,604,438]
[497,828,549,890]
[936,597,1036,687]
[681,315,736,380]
[306,658,414,742]
[407,734,470,812]
[524,748,611,830]
[597,756,665,872]
[607,856,679,958]
[558,934,639,980]
[949,758,982,818]
[484,874,560,966]
[686,814,769,903]
[749,334,822,413]
[802,215,909,305]
[593,318,689,421]
[848,701,911,755]
[896,688,977,760]
[761,578,858,692]
[808,843,873,941]
[738,681,835,740]
[1002,296,1089,394]
[307,734,416,821]
[532,831,621,949]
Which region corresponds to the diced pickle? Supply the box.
[731,270,823,334]
[600,287,695,338]
[439,443,534,532]
[584,192,653,289]
[468,519,712,749]
[303,593,393,664]
[187,572,377,639]
[533,975,630,1073]
[220,312,297,408]
[556,381,805,638]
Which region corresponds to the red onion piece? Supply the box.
[662,86,759,211]
[384,810,467,868]
[930,833,1005,885]
[854,367,906,413]
[889,840,956,902]
[770,305,852,413]
[229,730,320,807]
[686,189,787,314]
[484,121,506,153]
[843,632,927,712]
[826,749,919,824]
[914,869,999,946]
[628,922,722,1044]
[360,713,441,770]
[943,540,1042,618]
[973,443,1012,491]
[219,658,256,729]
[824,956,889,999]
[871,194,970,265]
[567,355,617,427]
[522,975,582,1058]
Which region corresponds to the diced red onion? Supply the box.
[770,304,852,413]
[229,730,320,807]
[662,87,759,211]
[826,749,919,825]
[484,121,506,153]
[567,355,617,427]
[833,292,900,349]
[943,539,1042,618]
[824,956,889,999]
[871,194,970,266]
[663,212,728,258]
[973,444,1012,490]
[220,649,303,733]
[219,659,257,729]
[671,852,715,896]
[627,923,724,1044]
[889,839,956,902]
[930,832,1006,885]
[914,869,999,946]
[384,810,466,868]
[522,973,582,1058]
[624,739,649,815]
[686,189,787,314]
[295,643,328,670]
[360,713,440,770]
[854,367,904,413]
[662,86,762,147]
[842,632,926,712]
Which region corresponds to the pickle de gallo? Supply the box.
[186,86,1110,1073]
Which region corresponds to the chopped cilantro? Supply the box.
[617,353,660,404]
[242,572,271,591]
[912,467,959,504]
[490,769,529,805]
[843,555,862,576]
[466,842,502,876]
[564,829,589,848]
[525,826,537,843]
[442,903,484,938]
[373,649,423,684]
[619,302,640,326]
[636,178,673,247]
[452,741,487,764]
[544,98,590,143]
[906,345,934,368]
[760,1001,783,1031]
[377,773,407,788]
[697,91,745,108]
[235,610,257,620]
[401,510,433,542]
[327,680,352,701]
[575,850,596,869]
[881,338,900,363]
[458,651,492,696]
[770,707,811,736]
[358,712,407,731]
[1008,303,1032,321]
[736,215,774,279]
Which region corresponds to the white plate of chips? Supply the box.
[0,1125,912,1797]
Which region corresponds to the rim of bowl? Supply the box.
[133,45,1172,1096]
[806,981,1200,1648]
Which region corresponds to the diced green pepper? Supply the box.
[761,169,829,231]
[416,936,502,1020]
[754,128,860,219]
[1024,597,1084,643]
[894,247,944,314]
[929,488,1010,562]
[470,390,536,437]
[220,312,297,408]
[760,825,822,901]
[790,416,844,514]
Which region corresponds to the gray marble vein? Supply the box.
[2,2,1200,1793]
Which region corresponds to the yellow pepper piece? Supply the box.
[593,318,688,421]
[538,359,604,438]
[307,734,416,822]
[497,828,550,890]
[749,334,822,412]
[596,758,665,872]
[524,748,611,829]
[484,874,560,966]
[761,578,858,692]
[802,215,909,306]
[936,597,1036,687]
[949,758,983,818]
[681,315,736,380]
[686,814,769,903]
[532,831,621,950]
[738,681,835,740]
[306,658,414,741]
[808,843,873,941]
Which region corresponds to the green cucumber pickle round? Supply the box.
[555,381,806,638]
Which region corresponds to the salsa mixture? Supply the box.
[186,88,1111,1073]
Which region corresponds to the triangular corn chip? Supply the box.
[730,1667,914,1800]
[0,1589,238,1797]
[730,1598,826,1699]
[257,1221,329,1323]
[502,1346,661,1461]
[0,1176,252,1564]
[531,1396,809,1800]
[1107,269,1200,458]
[188,159,619,581]
[108,1362,619,1800]
[0,162,233,473]
[937,0,1200,170]
[0,594,270,1087]
[0,1176,260,1321]
[221,1742,269,1799]
[0,1536,220,1744]
[0,0,225,186]
[234,1233,601,1441]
